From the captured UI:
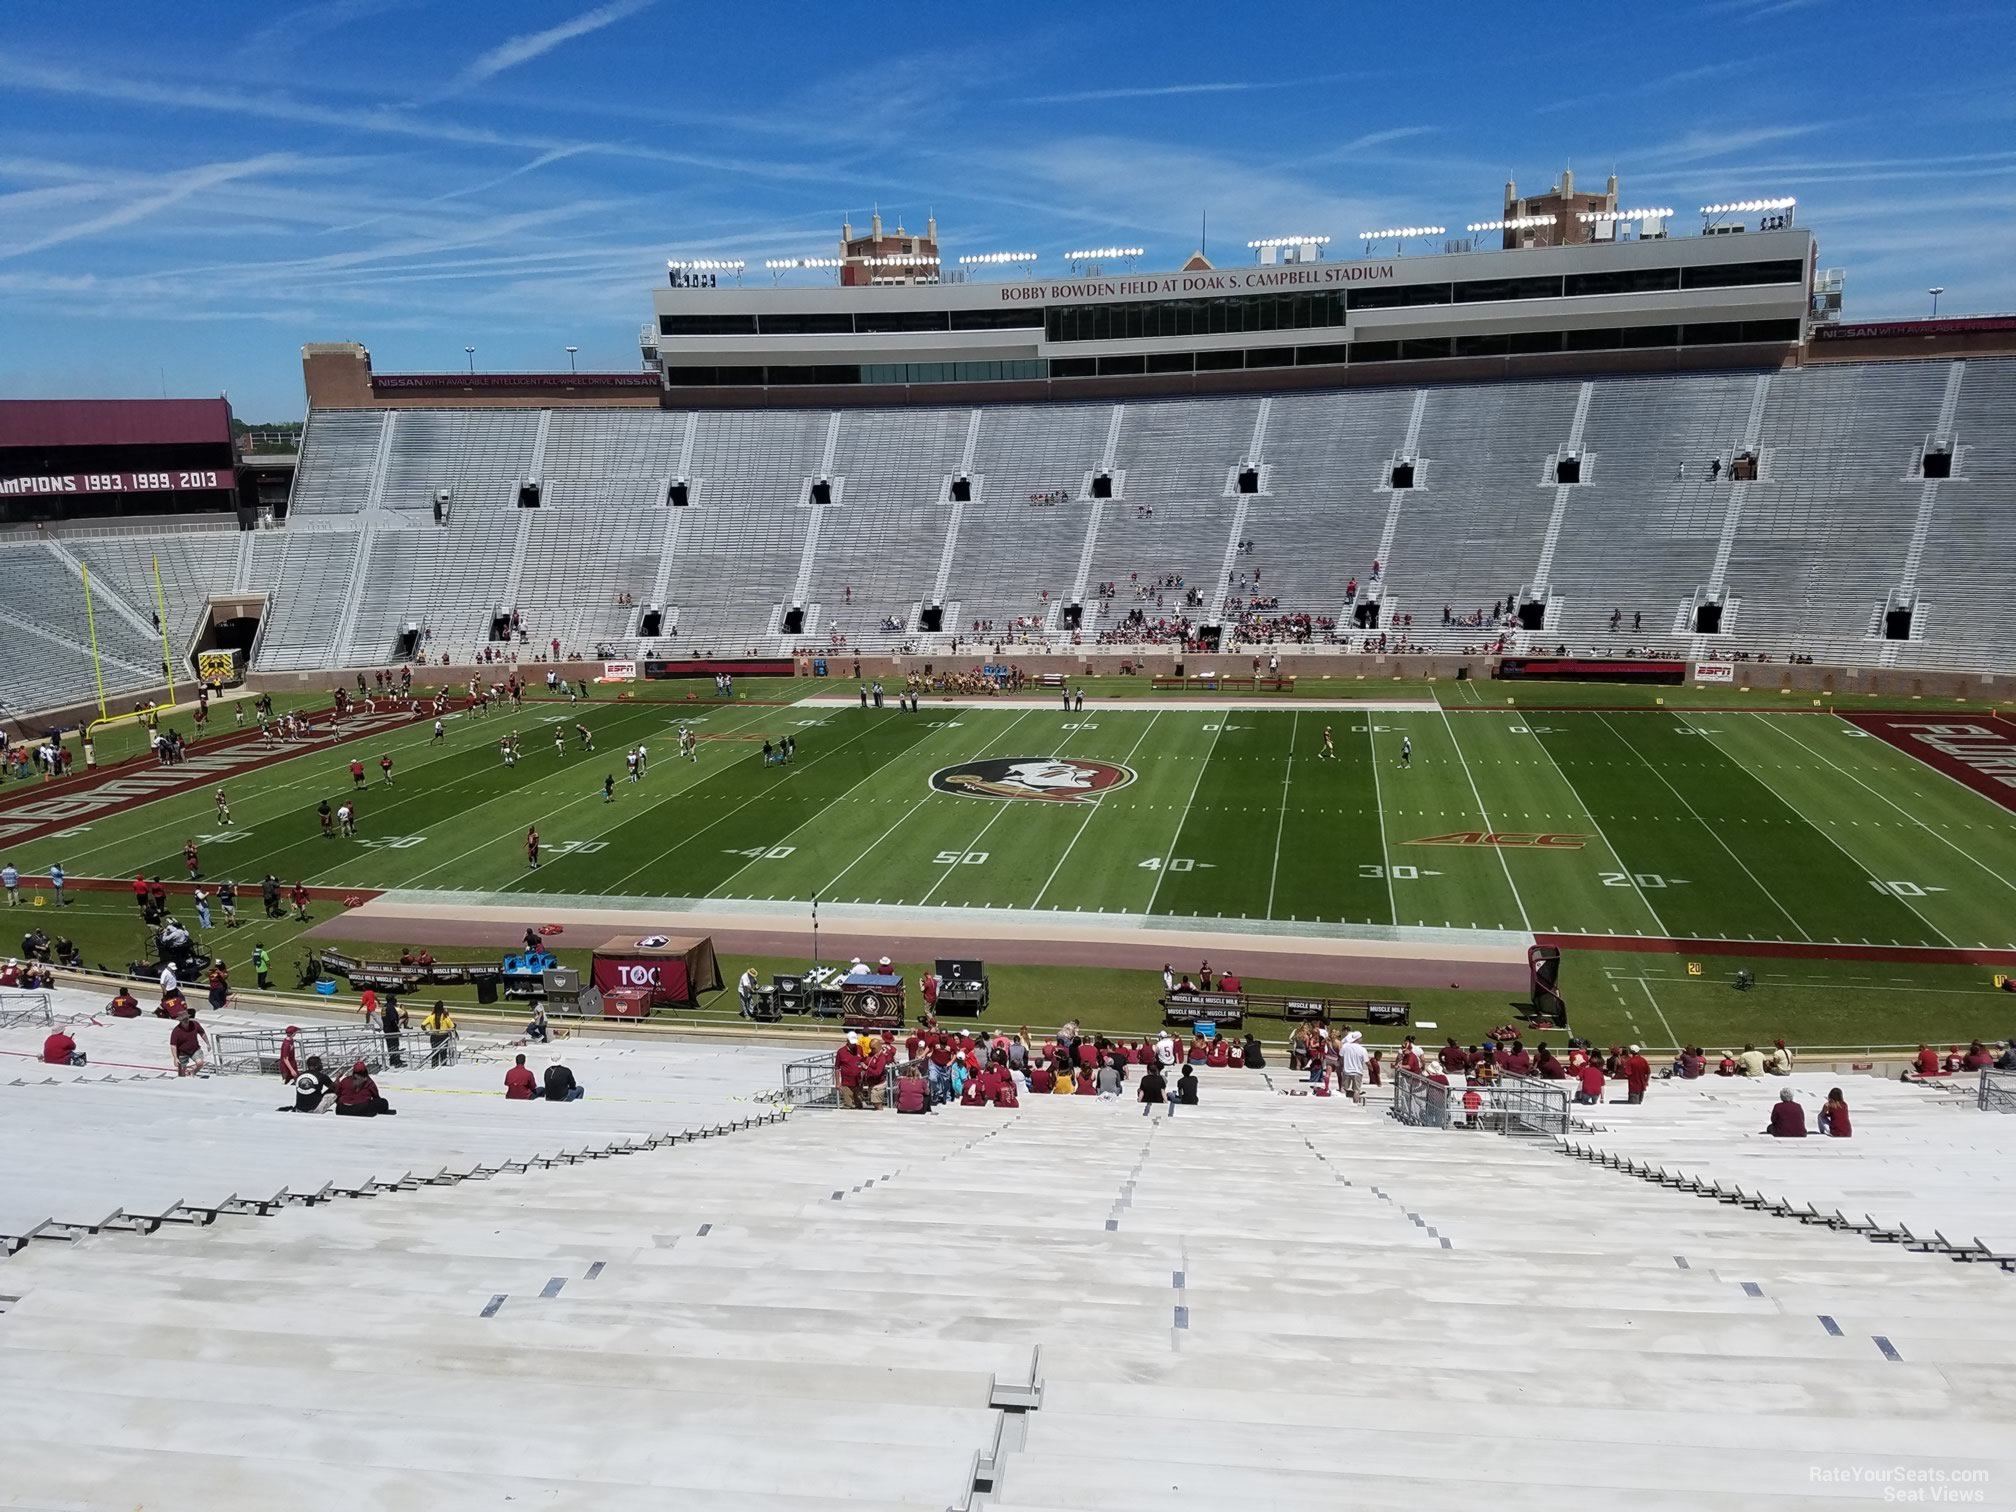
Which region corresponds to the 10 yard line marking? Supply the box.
[1761,713,2016,896]
[1595,712,1812,943]
[1437,708,1532,933]
[1689,712,1954,947]
[1032,712,1162,910]
[1264,711,1299,920]
[1145,720,1227,916]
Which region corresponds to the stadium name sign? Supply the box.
[1000,263,1398,302]
[0,470,233,496]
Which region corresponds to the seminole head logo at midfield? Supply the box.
[930,757,1137,803]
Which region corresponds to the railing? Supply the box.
[209,1023,460,1077]
[1980,1068,2016,1114]
[0,990,54,1030]
[1390,1068,1569,1136]
[780,1051,840,1108]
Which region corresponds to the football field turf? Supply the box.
[13,695,2016,950]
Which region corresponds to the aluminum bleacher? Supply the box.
[4,1031,2012,1509]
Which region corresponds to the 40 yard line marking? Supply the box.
[1264,711,1299,920]
[1437,708,1531,933]
[1687,711,1953,946]
[1145,720,1227,916]
[1032,711,1162,910]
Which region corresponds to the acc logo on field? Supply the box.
[1407,831,1589,850]
[930,757,1136,803]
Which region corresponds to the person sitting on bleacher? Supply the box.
[1819,1088,1852,1138]
[42,1028,81,1065]
[107,985,141,1018]
[1907,1043,1943,1080]
[1763,1087,1807,1138]
[542,1062,583,1102]
[286,1056,337,1113]
[505,1054,537,1100]
[1997,1041,2016,1072]
[1241,1033,1265,1070]
[1963,1040,1995,1071]
[894,1065,930,1114]
[335,1059,395,1116]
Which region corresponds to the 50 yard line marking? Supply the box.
[1031,711,1161,910]
[1437,708,1532,933]
[911,709,1054,906]
[1144,719,1227,917]
[1264,711,1299,920]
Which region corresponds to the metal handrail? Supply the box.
[1980,1068,2016,1114]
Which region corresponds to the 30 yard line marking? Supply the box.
[1596,712,1811,942]
[1761,713,2016,896]
[1032,712,1161,910]
[1145,720,1227,916]
[1689,712,1954,946]
[1436,709,1531,932]
[1263,711,1299,920]
[1364,715,1399,925]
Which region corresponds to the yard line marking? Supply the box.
[1636,977,1679,1049]
[1526,720,1669,937]
[911,709,1050,906]
[1759,713,2016,896]
[1264,711,1299,921]
[1596,712,1810,942]
[1364,715,1399,926]
[1145,719,1227,916]
[722,713,1006,900]
[1032,712,1161,910]
[1435,708,1531,933]
[390,703,784,892]
[1677,711,1952,947]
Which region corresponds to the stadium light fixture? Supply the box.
[957,251,1040,264]
[1246,235,1332,248]
[1698,197,1796,215]
[1065,246,1145,260]
[564,345,578,373]
[764,256,845,270]
[463,345,475,374]
[1575,208,1675,223]
[666,258,747,271]
[1359,226,1445,241]
[1465,215,1556,233]
[861,254,940,267]
[1929,286,1945,316]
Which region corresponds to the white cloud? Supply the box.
[451,0,653,91]
[0,153,299,259]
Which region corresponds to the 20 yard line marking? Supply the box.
[1436,709,1531,933]
[1264,711,1299,921]
[1527,719,1670,937]
[1145,720,1227,916]
[1596,712,1811,942]
[1688,712,1954,946]
[1032,712,1161,910]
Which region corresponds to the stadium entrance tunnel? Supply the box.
[194,594,262,677]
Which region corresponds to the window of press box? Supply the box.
[1679,260,1804,290]
[1564,267,1681,297]
[950,307,1046,331]
[1346,282,1453,311]
[854,310,953,334]
[756,313,854,335]
[1454,275,1564,304]
[658,313,759,336]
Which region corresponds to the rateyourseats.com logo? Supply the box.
[1810,1464,1989,1502]
[929,757,1136,803]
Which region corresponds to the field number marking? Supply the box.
[725,845,797,860]
[356,835,426,850]
[1060,722,1099,730]
[1360,863,1427,880]
[1601,871,1688,888]
[1139,857,1210,872]
[547,840,609,858]
[1868,879,1947,896]
[933,850,990,865]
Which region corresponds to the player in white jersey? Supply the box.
[1318,726,1336,761]
[1400,735,1412,769]
[214,787,232,825]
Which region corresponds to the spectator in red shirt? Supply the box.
[1217,971,1241,993]
[959,1075,988,1106]
[904,1029,923,1063]
[42,1029,79,1065]
[131,874,148,911]
[1075,1039,1098,1074]
[1206,1037,1230,1068]
[107,986,141,1018]
[835,1038,865,1110]
[349,759,366,790]
[1763,1088,1807,1137]
[1963,1040,1995,1070]
[290,882,311,921]
[335,1060,395,1117]
[504,1054,537,1099]
[1819,1087,1852,1138]
[1028,1060,1055,1094]
[1504,1042,1534,1076]
[895,1066,929,1114]
[277,1026,300,1083]
[1398,1037,1423,1075]
[861,1038,891,1110]
[1073,1067,1098,1094]
[169,1011,208,1076]
[1574,1060,1606,1105]
[992,1073,1020,1108]
[1439,1039,1469,1073]
[1622,1045,1652,1104]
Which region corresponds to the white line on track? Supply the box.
[1636,977,1679,1047]
[1595,711,1810,942]
[1264,711,1298,921]
[1145,720,1227,916]
[1032,712,1162,911]
[1687,711,1953,946]
[1436,708,1533,933]
[1759,713,2016,895]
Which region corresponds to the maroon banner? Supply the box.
[1812,316,2016,341]
[591,955,691,1007]
[374,372,660,389]
[1840,713,2016,815]
[0,469,234,498]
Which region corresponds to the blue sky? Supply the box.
[2,0,2012,419]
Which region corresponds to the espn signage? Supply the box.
[0,469,234,497]
[1693,662,1736,685]
[998,262,1399,304]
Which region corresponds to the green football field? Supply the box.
[12,693,2016,949]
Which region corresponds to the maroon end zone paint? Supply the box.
[1839,712,2016,816]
